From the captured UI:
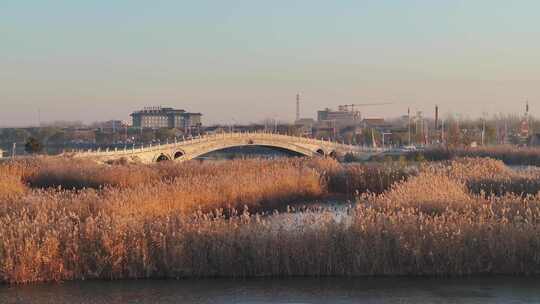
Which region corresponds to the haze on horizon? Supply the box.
[1,0,538,127]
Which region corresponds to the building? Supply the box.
[362,118,386,128]
[294,118,315,136]
[296,118,315,126]
[317,108,360,127]
[530,134,540,146]
[131,107,202,132]
[99,120,127,131]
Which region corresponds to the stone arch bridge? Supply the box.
[64,132,380,164]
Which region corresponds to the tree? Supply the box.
[362,128,381,148]
[341,130,355,144]
[484,124,497,145]
[392,131,409,146]
[47,131,67,145]
[94,130,111,145]
[446,119,461,147]
[141,129,155,143]
[286,124,303,136]
[36,127,63,143]
[314,129,333,140]
[25,137,43,154]
[0,128,31,144]
[155,128,177,142]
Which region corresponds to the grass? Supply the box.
[1,156,540,283]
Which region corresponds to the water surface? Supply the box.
[2,277,540,304]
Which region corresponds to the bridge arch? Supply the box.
[196,144,307,160]
[315,148,326,156]
[177,138,319,161]
[173,150,185,159]
[155,153,171,162]
[188,145,313,160]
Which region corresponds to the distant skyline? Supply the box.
[1,0,539,127]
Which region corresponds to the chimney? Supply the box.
[435,105,439,130]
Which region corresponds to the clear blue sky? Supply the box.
[1,0,538,126]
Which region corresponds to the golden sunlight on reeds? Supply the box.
[1,156,540,283]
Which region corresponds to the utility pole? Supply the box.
[434,105,439,144]
[456,113,461,145]
[371,128,377,149]
[504,119,508,145]
[481,112,487,146]
[526,100,532,137]
[382,132,392,149]
[231,118,238,133]
[295,93,300,122]
[481,120,485,146]
[424,118,429,145]
[407,108,411,146]
[415,111,423,145]
[12,143,16,158]
[441,119,445,145]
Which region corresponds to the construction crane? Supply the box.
[338,102,393,112]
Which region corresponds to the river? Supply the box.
[2,277,540,303]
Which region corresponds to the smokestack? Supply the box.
[435,105,439,130]
[296,93,300,122]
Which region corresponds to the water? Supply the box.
[508,165,540,173]
[198,146,302,161]
[2,277,540,304]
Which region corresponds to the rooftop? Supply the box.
[130,106,201,116]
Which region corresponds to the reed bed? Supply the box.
[412,146,540,166]
[0,158,330,215]
[365,171,474,215]
[0,163,27,200]
[2,194,540,283]
[1,156,540,283]
[431,158,540,197]
[325,163,414,196]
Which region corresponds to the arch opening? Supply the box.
[329,151,337,158]
[156,154,170,162]
[196,145,306,160]
[315,149,325,156]
[174,151,185,159]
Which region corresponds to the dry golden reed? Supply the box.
[1,156,540,283]
[418,146,540,166]
[0,162,27,200]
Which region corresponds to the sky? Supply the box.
[1,0,539,126]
